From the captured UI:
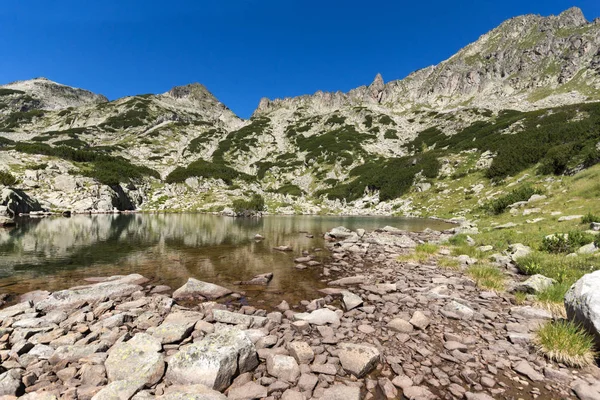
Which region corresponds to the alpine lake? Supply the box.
[0,214,454,306]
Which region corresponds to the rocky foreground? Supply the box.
[0,227,599,400]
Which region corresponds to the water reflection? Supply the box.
[0,214,452,304]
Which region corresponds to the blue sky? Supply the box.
[1,1,599,118]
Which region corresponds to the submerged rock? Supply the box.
[172,278,232,300]
[36,274,147,311]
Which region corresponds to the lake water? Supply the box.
[0,214,453,306]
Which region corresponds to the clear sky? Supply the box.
[1,1,599,118]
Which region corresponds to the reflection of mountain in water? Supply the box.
[0,214,452,300]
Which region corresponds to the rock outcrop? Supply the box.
[565,270,600,347]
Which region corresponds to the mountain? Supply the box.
[1,7,600,217]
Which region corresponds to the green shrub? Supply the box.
[541,231,596,254]
[232,194,265,214]
[325,114,346,125]
[54,138,88,149]
[5,142,158,184]
[483,186,543,215]
[28,163,48,170]
[384,129,398,139]
[165,159,251,185]
[0,110,45,130]
[582,212,600,224]
[272,184,304,197]
[0,170,18,186]
[0,88,25,96]
[316,152,440,201]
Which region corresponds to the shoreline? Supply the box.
[0,226,597,399]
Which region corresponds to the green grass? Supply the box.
[515,251,600,286]
[513,291,528,305]
[535,320,597,367]
[536,282,571,317]
[448,234,469,246]
[416,243,439,254]
[466,264,505,291]
[451,244,484,259]
[398,243,440,263]
[437,257,461,270]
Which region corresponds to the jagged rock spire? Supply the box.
[369,73,385,103]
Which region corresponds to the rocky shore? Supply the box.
[1,227,599,400]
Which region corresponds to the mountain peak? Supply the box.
[558,7,587,27]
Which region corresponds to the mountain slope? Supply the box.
[0,7,600,216]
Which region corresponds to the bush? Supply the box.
[483,186,543,215]
[0,88,25,96]
[232,194,265,214]
[535,320,597,367]
[272,184,304,197]
[6,142,158,184]
[0,170,18,186]
[541,231,596,254]
[165,159,251,185]
[582,212,600,224]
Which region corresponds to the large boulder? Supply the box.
[105,333,165,387]
[36,274,147,311]
[166,327,258,391]
[565,271,600,347]
[172,278,232,300]
[1,188,43,217]
[511,274,555,294]
[0,369,23,396]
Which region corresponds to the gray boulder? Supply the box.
[511,274,555,294]
[0,369,22,396]
[341,291,363,311]
[92,380,145,400]
[172,278,232,300]
[266,355,300,383]
[507,243,532,262]
[1,188,43,217]
[166,327,258,391]
[565,270,600,347]
[105,333,165,387]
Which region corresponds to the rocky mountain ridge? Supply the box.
[1,7,600,216]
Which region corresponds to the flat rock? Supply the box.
[266,355,300,383]
[293,308,340,325]
[328,276,366,286]
[402,386,436,400]
[0,369,22,396]
[338,342,380,378]
[105,333,164,387]
[320,384,361,400]
[387,318,413,333]
[148,311,203,344]
[156,384,226,400]
[166,327,258,391]
[172,278,232,300]
[513,360,544,381]
[227,381,267,400]
[510,306,552,320]
[287,341,314,364]
[91,380,145,400]
[36,274,147,311]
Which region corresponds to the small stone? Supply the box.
[227,381,268,400]
[266,355,300,383]
[388,318,413,333]
[513,360,544,381]
[287,342,314,364]
[409,311,430,330]
[338,342,380,378]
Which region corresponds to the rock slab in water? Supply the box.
[172,278,232,300]
[166,327,258,391]
[36,274,147,311]
[565,270,600,347]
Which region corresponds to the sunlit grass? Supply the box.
[535,282,571,318]
[535,320,597,367]
[513,291,528,305]
[466,264,505,291]
[437,257,461,270]
[397,243,440,263]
